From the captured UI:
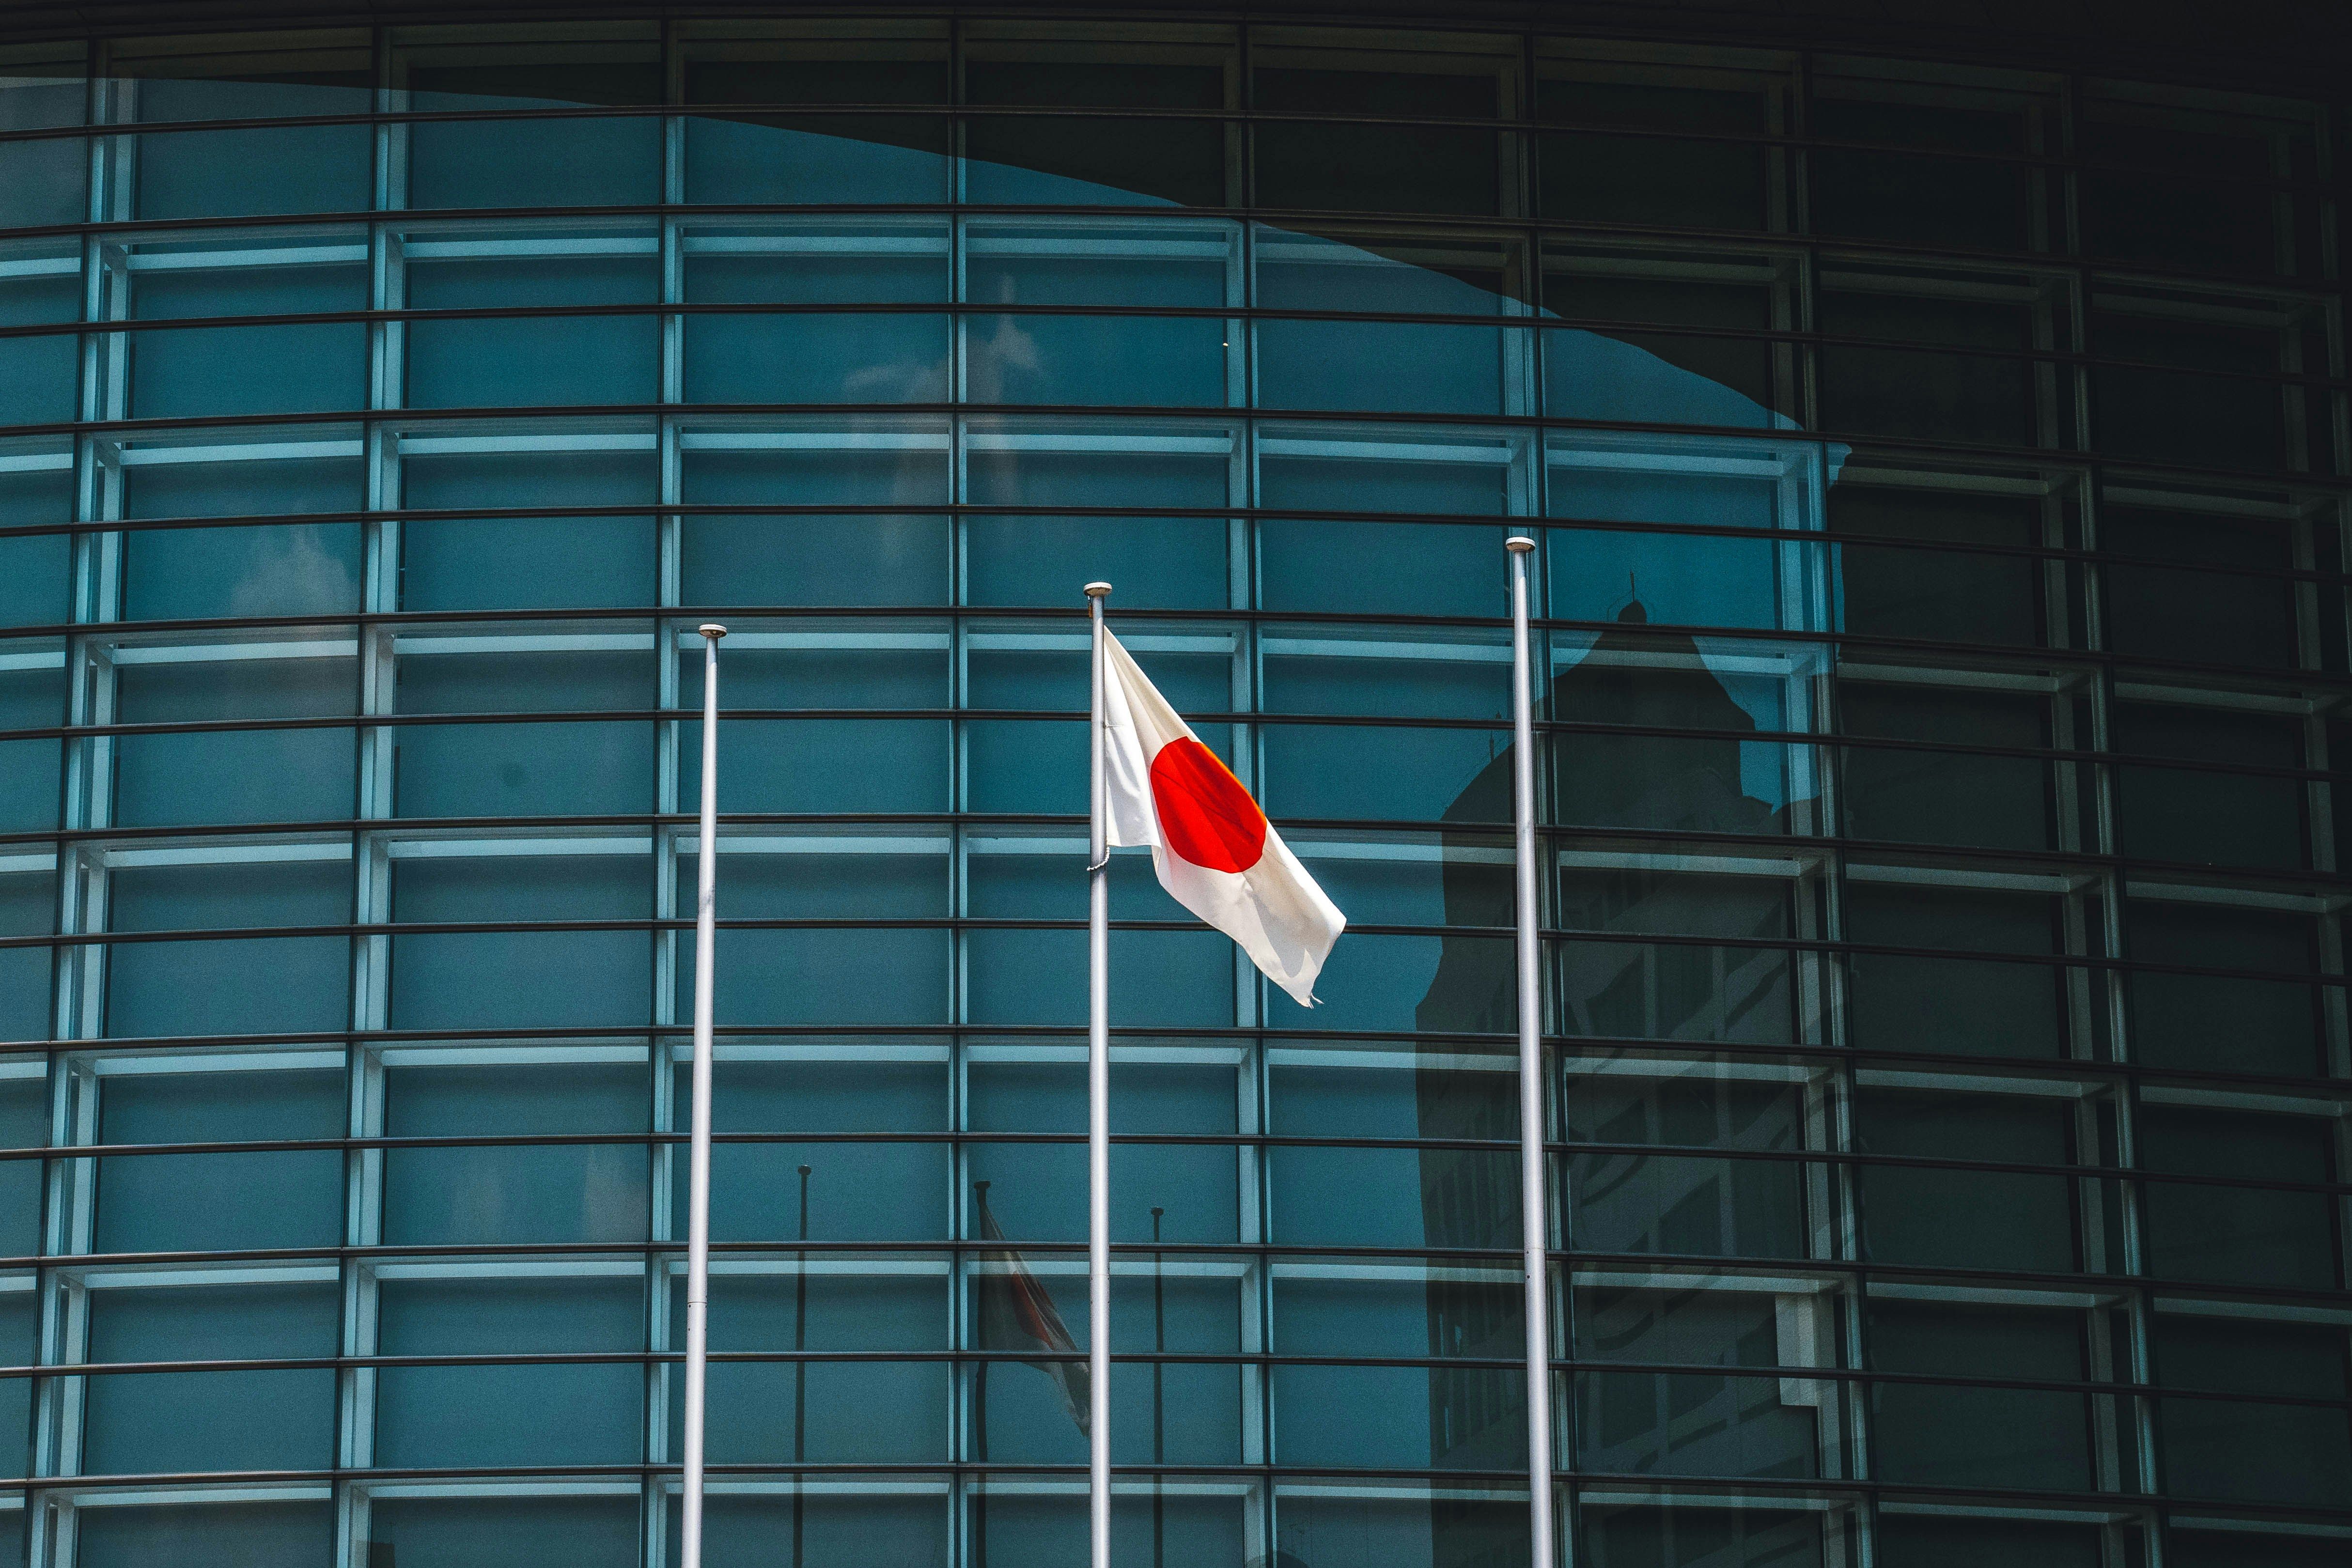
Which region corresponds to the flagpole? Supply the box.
[681,621,726,1568]
[1505,539,1556,1568]
[1083,580,1114,1568]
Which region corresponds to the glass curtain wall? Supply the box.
[0,16,2342,1568]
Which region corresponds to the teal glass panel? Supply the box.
[685,114,948,205]
[687,927,951,1027]
[122,521,364,622]
[94,1067,345,1253]
[0,466,74,627]
[106,855,352,1037]
[1259,483,1513,621]
[390,852,650,1029]
[1261,723,1499,824]
[124,321,368,419]
[408,112,661,210]
[393,720,653,818]
[104,932,350,1038]
[1277,1362,1524,1470]
[76,1502,335,1568]
[128,254,364,318]
[978,1489,1250,1568]
[669,1490,949,1568]
[0,334,76,429]
[131,77,371,220]
[0,1060,42,1257]
[966,1057,1238,1243]
[382,1061,649,1246]
[965,427,1232,608]
[966,853,1232,1026]
[1546,326,1782,429]
[684,1360,951,1464]
[679,1056,948,1243]
[0,136,84,231]
[666,1272,950,1462]
[0,659,61,833]
[2168,1532,2352,1568]
[375,1274,645,1468]
[2079,109,2288,276]
[366,1495,640,1568]
[677,436,950,607]
[1268,1060,1518,1249]
[406,252,661,410]
[114,727,355,827]
[0,1290,33,1474]
[685,718,950,813]
[82,1281,338,1474]
[132,123,372,220]
[699,1136,949,1244]
[685,311,948,404]
[1258,317,1507,417]
[1277,1488,1526,1568]
[122,453,367,621]
[116,647,355,724]
[965,717,1085,815]
[399,446,659,611]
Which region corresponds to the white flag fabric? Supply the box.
[1100,628,1345,1006]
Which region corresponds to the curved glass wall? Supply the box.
[0,16,2344,1568]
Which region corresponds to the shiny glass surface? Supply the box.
[0,16,2341,1568]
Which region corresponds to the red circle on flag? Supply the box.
[1150,738,1268,874]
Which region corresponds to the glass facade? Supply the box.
[0,12,2345,1568]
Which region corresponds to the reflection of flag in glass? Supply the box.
[974,1185,1090,1436]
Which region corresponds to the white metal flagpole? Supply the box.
[1083,580,1114,1568]
[1504,539,1557,1568]
[681,621,726,1568]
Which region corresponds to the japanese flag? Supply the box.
[1101,628,1344,1006]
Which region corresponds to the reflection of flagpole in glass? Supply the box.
[1085,580,1114,1568]
[793,1163,811,1568]
[1150,1205,1166,1568]
[1505,540,1557,1567]
[681,621,726,1568]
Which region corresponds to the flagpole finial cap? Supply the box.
[698,622,728,639]
[1083,581,1112,599]
[1505,536,1536,554]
